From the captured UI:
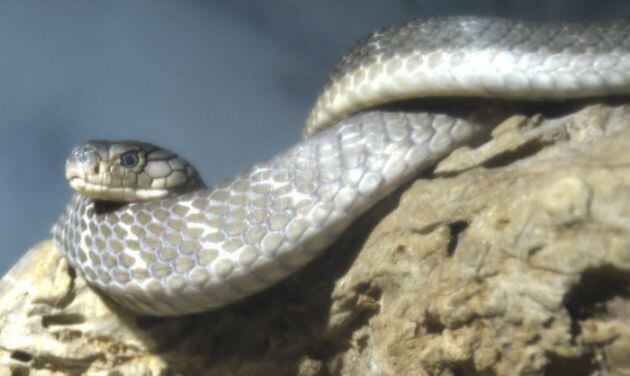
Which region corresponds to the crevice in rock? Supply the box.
[68,265,76,280]
[41,313,86,327]
[6,348,100,376]
[10,350,32,363]
[354,282,375,296]
[482,140,547,169]
[424,311,445,334]
[545,351,596,376]
[355,334,369,353]
[563,265,630,342]
[447,220,469,257]
[31,354,100,375]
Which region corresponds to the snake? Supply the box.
[51,17,630,316]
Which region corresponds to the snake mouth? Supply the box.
[69,176,169,201]
[68,177,110,197]
[68,176,88,191]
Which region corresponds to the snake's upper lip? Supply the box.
[68,177,87,191]
[68,178,112,198]
[65,163,85,180]
[69,176,170,201]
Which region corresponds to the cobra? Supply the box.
[52,17,630,315]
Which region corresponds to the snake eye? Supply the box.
[120,151,139,168]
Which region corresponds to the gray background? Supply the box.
[1,0,628,275]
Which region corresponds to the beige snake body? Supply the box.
[52,17,630,315]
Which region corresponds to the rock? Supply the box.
[2,102,630,375]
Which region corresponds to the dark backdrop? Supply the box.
[1,0,628,274]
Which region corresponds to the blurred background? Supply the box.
[1,0,629,275]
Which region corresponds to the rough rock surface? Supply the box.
[1,102,630,375]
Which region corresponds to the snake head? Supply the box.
[65,140,204,202]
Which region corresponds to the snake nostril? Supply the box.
[73,147,102,175]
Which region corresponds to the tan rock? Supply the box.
[1,102,630,375]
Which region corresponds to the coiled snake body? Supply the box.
[52,17,630,315]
